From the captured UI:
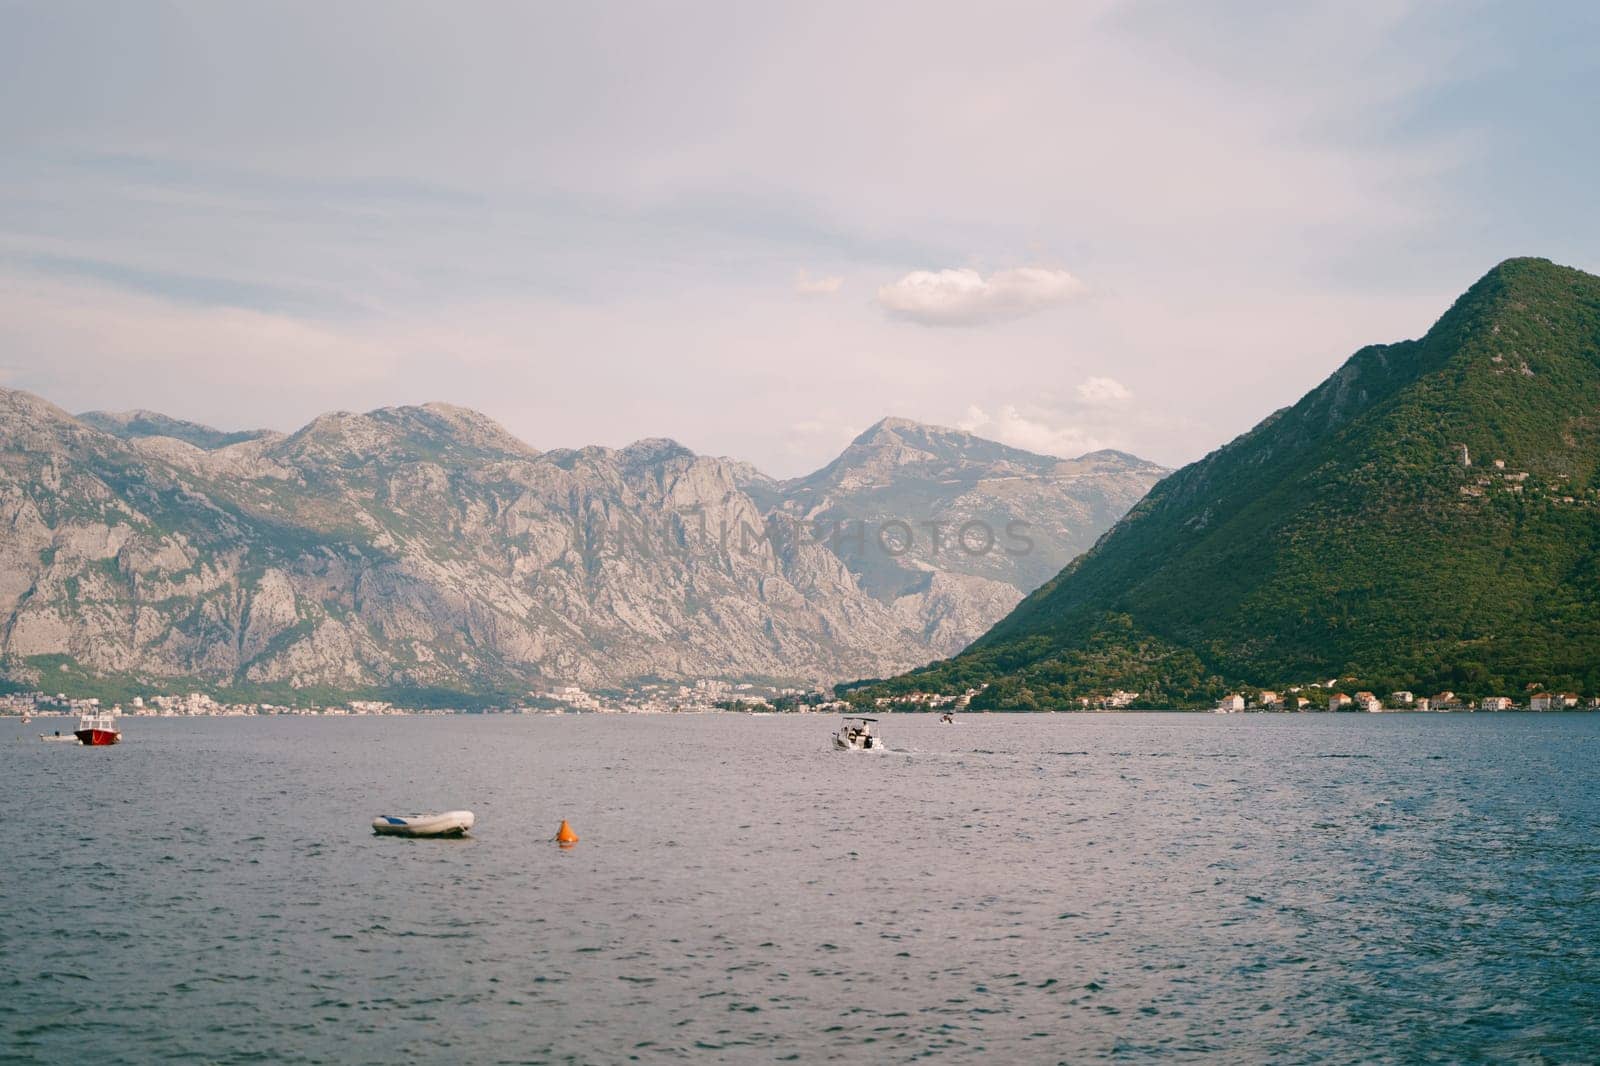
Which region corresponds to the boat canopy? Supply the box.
[843,716,878,723]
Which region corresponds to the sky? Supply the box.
[1,0,1597,477]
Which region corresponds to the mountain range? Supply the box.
[867,258,1600,707]
[0,394,1164,703]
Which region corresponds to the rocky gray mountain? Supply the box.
[0,389,1165,701]
[76,409,271,451]
[774,418,1167,654]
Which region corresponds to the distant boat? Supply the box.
[371,810,475,838]
[73,711,121,746]
[832,716,884,751]
[40,731,78,743]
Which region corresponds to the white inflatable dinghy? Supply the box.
[371,810,475,838]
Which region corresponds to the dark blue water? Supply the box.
[3,713,1597,1063]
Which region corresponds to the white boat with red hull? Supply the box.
[73,710,121,746]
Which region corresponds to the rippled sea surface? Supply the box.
[3,713,1598,1064]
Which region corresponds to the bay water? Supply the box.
[3,713,1597,1063]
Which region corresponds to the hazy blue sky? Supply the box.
[1,1,1596,475]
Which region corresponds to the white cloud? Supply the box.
[0,4,1543,475]
[1076,376,1132,406]
[876,267,1086,326]
[956,405,990,433]
[957,403,1111,459]
[793,270,844,296]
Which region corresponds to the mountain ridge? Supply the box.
[77,408,275,451]
[0,391,1166,702]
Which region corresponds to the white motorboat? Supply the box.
[832,716,885,751]
[39,731,80,743]
[371,810,476,838]
[75,710,121,745]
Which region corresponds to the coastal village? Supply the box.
[5,677,1598,718]
[0,678,852,718]
[1206,686,1600,714]
[870,684,1600,713]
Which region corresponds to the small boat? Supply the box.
[40,731,80,743]
[940,712,956,724]
[832,716,884,751]
[74,710,122,745]
[371,810,475,838]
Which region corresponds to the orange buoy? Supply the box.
[555,819,579,846]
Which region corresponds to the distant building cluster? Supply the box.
[872,688,979,711]
[2,690,416,717]
[1456,452,1597,507]
[1,691,48,715]
[1,679,850,718]
[1213,684,1598,714]
[541,678,830,715]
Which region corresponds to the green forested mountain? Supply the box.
[865,258,1600,707]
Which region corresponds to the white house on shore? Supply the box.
[1480,696,1514,711]
[1216,694,1245,713]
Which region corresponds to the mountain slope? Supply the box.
[0,397,1164,700]
[870,258,1600,706]
[77,409,272,450]
[773,418,1165,653]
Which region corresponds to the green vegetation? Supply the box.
[11,652,530,710]
[863,258,1600,708]
[21,655,153,705]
